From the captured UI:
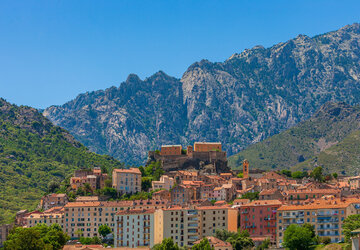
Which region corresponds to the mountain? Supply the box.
[0,99,124,224]
[228,102,360,175]
[44,23,360,165]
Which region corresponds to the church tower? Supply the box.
[243,159,249,178]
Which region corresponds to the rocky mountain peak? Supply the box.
[44,23,360,165]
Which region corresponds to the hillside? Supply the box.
[228,102,360,175]
[44,23,360,165]
[0,99,124,224]
[292,130,360,175]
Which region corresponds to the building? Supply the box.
[0,224,13,247]
[25,207,64,229]
[160,145,182,156]
[193,236,233,250]
[63,200,168,239]
[40,193,68,210]
[243,160,249,179]
[171,185,195,205]
[259,189,284,200]
[70,168,109,191]
[194,142,222,152]
[276,197,360,247]
[114,209,154,248]
[112,168,141,194]
[239,200,282,245]
[152,175,174,190]
[154,205,238,247]
[283,189,341,204]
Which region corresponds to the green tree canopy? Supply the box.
[152,238,180,250]
[283,224,317,250]
[98,224,111,238]
[4,223,69,250]
[192,238,214,250]
[310,166,324,182]
[343,214,360,242]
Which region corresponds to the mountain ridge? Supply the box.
[44,23,360,165]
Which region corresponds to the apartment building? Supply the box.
[154,205,237,247]
[114,209,154,248]
[283,189,341,204]
[112,168,141,194]
[239,200,282,244]
[26,209,64,228]
[276,197,360,247]
[63,200,168,238]
[152,175,174,191]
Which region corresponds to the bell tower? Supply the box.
[243,159,249,178]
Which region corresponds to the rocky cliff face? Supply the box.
[44,23,360,165]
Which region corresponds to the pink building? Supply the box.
[239,200,282,244]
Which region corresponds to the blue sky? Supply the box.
[1,0,359,108]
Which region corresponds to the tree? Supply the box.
[320,236,331,245]
[215,229,237,241]
[310,166,324,182]
[237,172,244,178]
[98,224,111,238]
[256,238,270,250]
[83,183,93,195]
[241,192,259,201]
[333,173,338,179]
[48,181,60,193]
[227,230,254,250]
[152,238,180,250]
[4,227,48,250]
[42,224,69,249]
[291,171,307,179]
[75,229,84,238]
[283,224,317,250]
[192,238,214,250]
[343,214,360,242]
[141,177,152,192]
[214,229,253,250]
[281,170,292,177]
[4,224,69,250]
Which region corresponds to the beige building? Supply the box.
[26,208,64,229]
[152,175,174,191]
[112,168,141,194]
[114,209,154,248]
[63,200,168,239]
[277,197,360,247]
[154,205,237,247]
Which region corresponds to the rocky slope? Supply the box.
[44,23,360,165]
[0,99,124,223]
[228,102,360,175]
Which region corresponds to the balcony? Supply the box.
[188,223,198,228]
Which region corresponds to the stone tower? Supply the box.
[243,159,249,178]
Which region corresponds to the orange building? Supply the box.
[193,142,222,152]
[160,145,182,156]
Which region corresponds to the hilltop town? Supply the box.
[3,142,360,249]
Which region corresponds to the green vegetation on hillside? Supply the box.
[0,99,124,224]
[292,131,360,175]
[228,102,360,175]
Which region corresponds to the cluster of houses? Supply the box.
[4,143,360,249]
